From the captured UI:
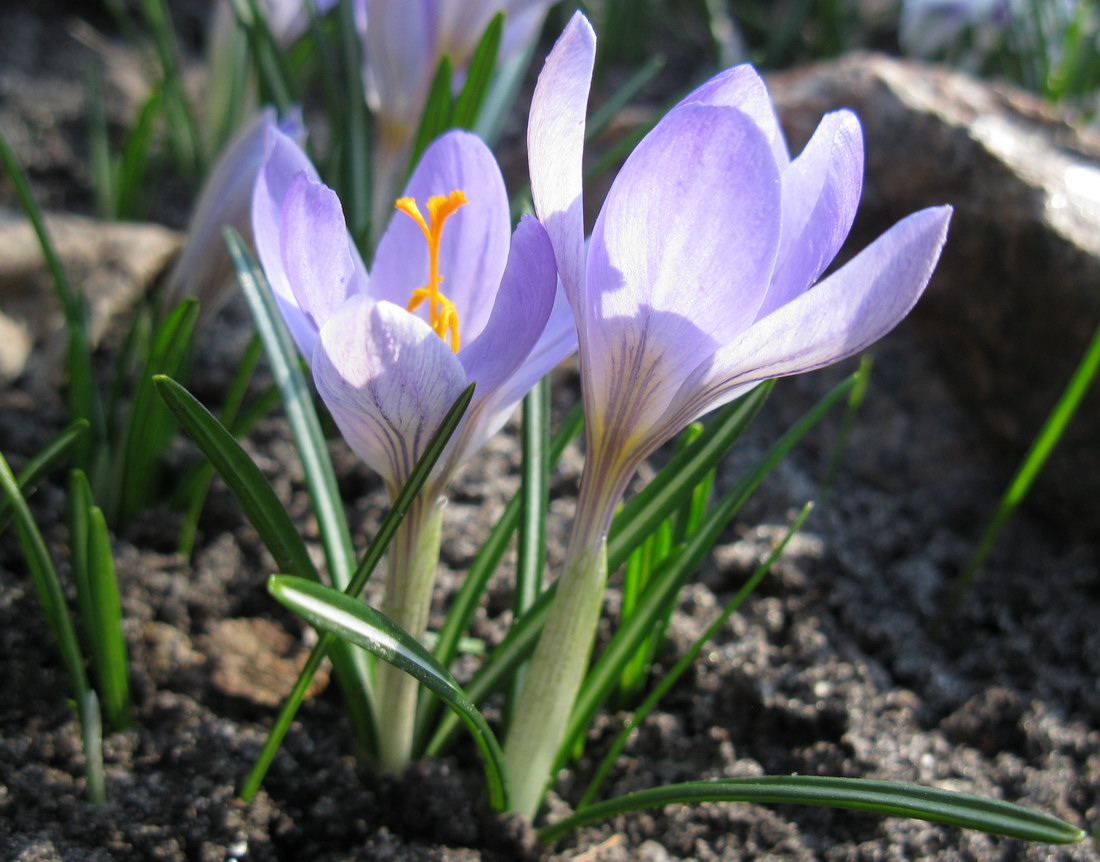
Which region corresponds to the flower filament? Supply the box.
[395,190,467,352]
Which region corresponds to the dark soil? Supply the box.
[1,2,1098,860]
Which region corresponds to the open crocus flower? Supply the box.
[504,12,952,817]
[252,124,572,771]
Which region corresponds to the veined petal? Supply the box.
[372,130,510,345]
[452,217,562,463]
[668,206,953,428]
[312,296,467,492]
[528,11,595,319]
[583,103,782,438]
[759,109,864,319]
[252,128,325,358]
[279,174,357,337]
[679,64,790,168]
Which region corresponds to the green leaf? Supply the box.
[336,0,372,247]
[0,420,88,532]
[154,376,320,583]
[226,228,356,592]
[227,0,295,113]
[407,55,454,175]
[269,575,511,811]
[79,690,106,805]
[451,13,503,129]
[608,382,773,571]
[86,505,133,730]
[538,776,1088,845]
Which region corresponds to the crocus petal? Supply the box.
[679,64,790,168]
[312,296,467,492]
[758,109,864,319]
[528,11,595,319]
[583,103,782,436]
[669,206,953,428]
[279,174,357,336]
[371,131,509,345]
[491,282,577,411]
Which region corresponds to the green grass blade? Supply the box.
[79,690,106,805]
[0,420,88,532]
[240,383,475,801]
[451,13,503,130]
[139,0,203,174]
[226,228,356,592]
[336,0,372,248]
[822,354,872,497]
[87,59,117,219]
[946,319,1100,614]
[539,776,1088,845]
[68,469,95,662]
[269,575,510,810]
[0,452,90,709]
[407,55,454,176]
[607,382,773,572]
[115,83,166,220]
[227,0,295,113]
[585,54,666,142]
[154,376,321,582]
[580,502,814,809]
[86,505,133,730]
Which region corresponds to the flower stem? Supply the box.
[374,497,444,774]
[503,482,615,818]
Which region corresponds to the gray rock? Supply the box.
[770,53,1100,535]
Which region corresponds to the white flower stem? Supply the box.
[374,497,444,774]
[504,479,617,818]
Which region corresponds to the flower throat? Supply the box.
[395,190,467,352]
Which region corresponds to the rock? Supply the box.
[0,209,181,387]
[769,54,1100,535]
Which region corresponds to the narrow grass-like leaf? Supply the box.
[115,298,198,525]
[474,27,541,146]
[822,354,872,496]
[539,776,1088,845]
[226,228,356,592]
[413,402,583,755]
[269,575,511,810]
[586,54,665,141]
[0,420,88,532]
[240,384,475,801]
[155,376,320,582]
[228,0,294,114]
[554,376,856,777]
[0,452,90,709]
[87,59,116,219]
[608,382,773,571]
[115,83,165,219]
[451,13,503,130]
[80,690,106,806]
[86,506,133,730]
[336,0,371,247]
[946,318,1100,615]
[68,470,95,665]
[580,502,814,808]
[407,56,454,176]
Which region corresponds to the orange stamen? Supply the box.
[394,190,467,352]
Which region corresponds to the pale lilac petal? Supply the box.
[582,103,782,434]
[668,206,953,427]
[679,65,790,168]
[364,0,435,134]
[758,110,864,318]
[528,11,596,318]
[371,131,510,345]
[252,127,325,357]
[312,297,467,492]
[457,216,557,396]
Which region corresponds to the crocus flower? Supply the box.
[504,12,952,817]
[164,108,305,319]
[252,124,573,770]
[363,0,558,231]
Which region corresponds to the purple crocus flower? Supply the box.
[504,12,952,816]
[252,125,573,771]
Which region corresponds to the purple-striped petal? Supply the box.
[528,11,595,319]
[371,130,510,345]
[758,110,864,319]
[582,103,782,435]
[669,206,953,426]
[312,296,467,492]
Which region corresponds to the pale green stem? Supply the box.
[374,496,444,774]
[504,477,619,818]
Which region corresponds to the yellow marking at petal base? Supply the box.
[395,190,468,352]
